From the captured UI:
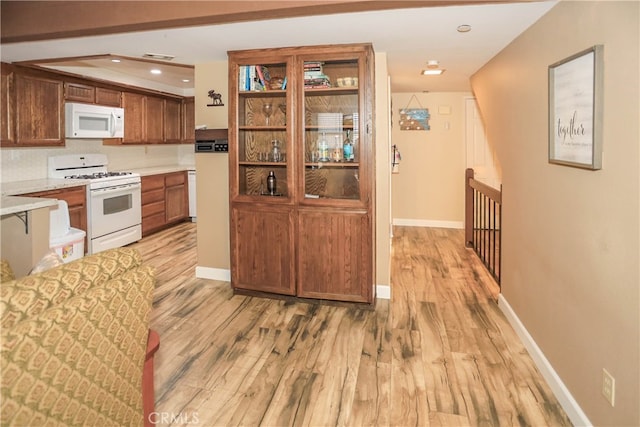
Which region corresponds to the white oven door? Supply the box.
[89,183,142,250]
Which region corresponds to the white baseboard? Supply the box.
[498,295,592,427]
[196,267,392,302]
[393,218,464,229]
[376,284,391,300]
[195,266,230,282]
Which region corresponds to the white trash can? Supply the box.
[50,200,86,263]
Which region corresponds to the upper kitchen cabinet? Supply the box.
[14,73,64,146]
[181,97,195,144]
[110,91,185,145]
[164,97,182,144]
[121,92,145,144]
[1,64,14,146]
[145,95,165,143]
[2,64,65,147]
[64,82,121,107]
[1,63,193,147]
[64,82,95,103]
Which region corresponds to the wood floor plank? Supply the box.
[129,222,572,427]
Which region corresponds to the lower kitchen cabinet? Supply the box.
[165,172,188,223]
[141,171,188,236]
[22,186,88,249]
[141,174,166,236]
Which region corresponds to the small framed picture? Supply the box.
[548,45,604,170]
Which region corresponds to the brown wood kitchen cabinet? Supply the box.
[145,95,165,143]
[228,43,375,304]
[22,186,88,246]
[122,91,167,144]
[2,64,65,147]
[141,171,188,236]
[118,92,185,145]
[1,64,14,146]
[64,82,121,107]
[13,73,64,147]
[64,82,96,104]
[164,98,182,143]
[181,97,195,143]
[121,92,145,144]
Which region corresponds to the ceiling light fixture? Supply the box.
[182,79,190,83]
[111,59,121,63]
[421,59,445,76]
[457,24,472,33]
[422,69,445,75]
[150,69,162,75]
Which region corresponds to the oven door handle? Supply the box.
[92,183,141,195]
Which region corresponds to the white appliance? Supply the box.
[48,154,141,254]
[50,200,86,263]
[65,102,124,139]
[188,170,196,220]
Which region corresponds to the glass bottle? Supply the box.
[318,132,329,162]
[332,135,342,162]
[343,130,354,161]
[267,171,276,195]
[271,139,281,162]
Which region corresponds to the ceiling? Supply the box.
[0,1,557,96]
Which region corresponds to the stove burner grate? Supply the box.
[65,171,133,179]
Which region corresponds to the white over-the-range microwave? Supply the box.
[65,102,124,139]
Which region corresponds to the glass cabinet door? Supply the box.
[236,61,289,198]
[301,56,362,202]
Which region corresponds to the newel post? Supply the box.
[465,168,474,247]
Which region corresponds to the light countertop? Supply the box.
[0,165,195,197]
[0,196,58,216]
[131,165,195,176]
[1,178,91,197]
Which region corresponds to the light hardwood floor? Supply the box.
[130,222,571,427]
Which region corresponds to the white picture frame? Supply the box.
[548,45,604,170]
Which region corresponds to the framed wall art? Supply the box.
[548,45,604,170]
[399,94,430,131]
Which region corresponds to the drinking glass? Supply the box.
[262,103,273,126]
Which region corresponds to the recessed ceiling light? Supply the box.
[457,24,472,33]
[421,59,445,75]
[182,79,190,83]
[111,59,121,63]
[150,69,162,75]
[421,69,445,75]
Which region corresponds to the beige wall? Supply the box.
[391,92,468,225]
[375,53,391,288]
[194,61,230,270]
[471,2,639,425]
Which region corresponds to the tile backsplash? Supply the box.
[1,139,195,182]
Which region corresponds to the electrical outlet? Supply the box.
[602,368,615,407]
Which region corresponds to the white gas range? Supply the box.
[48,154,142,254]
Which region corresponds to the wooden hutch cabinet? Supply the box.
[228,43,375,304]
